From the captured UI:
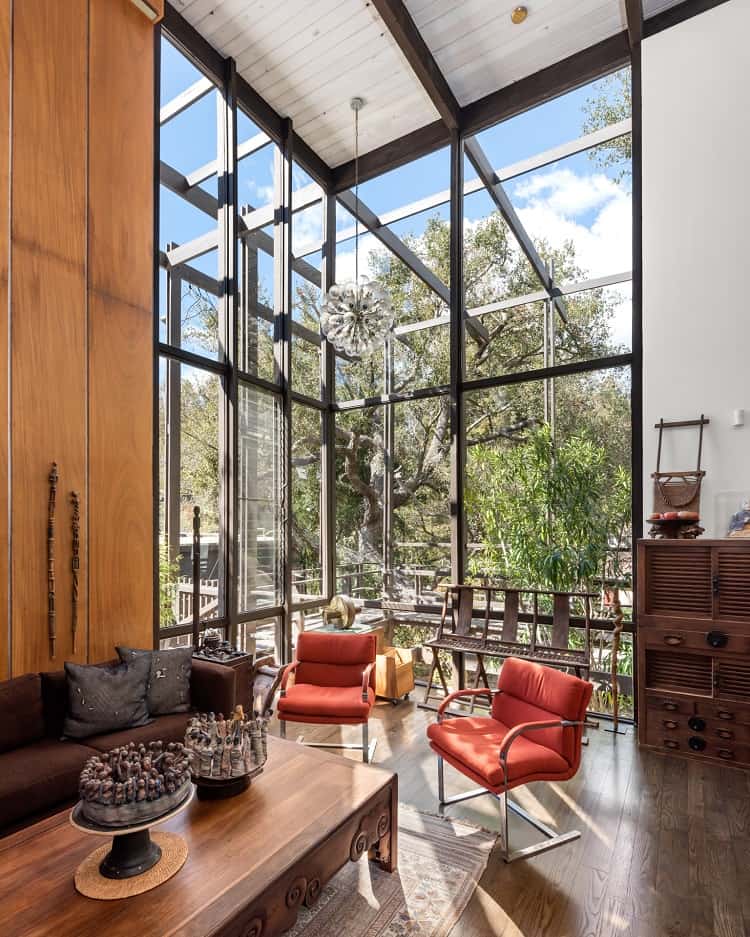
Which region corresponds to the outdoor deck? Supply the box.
[272,699,750,937]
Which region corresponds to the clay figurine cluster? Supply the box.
[78,741,192,827]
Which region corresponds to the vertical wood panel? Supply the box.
[10,0,88,675]
[0,0,9,680]
[87,0,154,659]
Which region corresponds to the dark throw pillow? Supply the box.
[63,657,152,739]
[116,646,193,716]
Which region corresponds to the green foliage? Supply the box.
[582,69,632,181]
[467,424,630,591]
[159,544,179,627]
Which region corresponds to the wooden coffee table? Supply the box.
[0,736,398,937]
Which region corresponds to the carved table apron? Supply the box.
[0,736,398,937]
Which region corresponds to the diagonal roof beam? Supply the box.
[186,132,271,188]
[302,119,631,258]
[160,75,214,125]
[625,0,644,49]
[464,137,568,324]
[159,160,321,288]
[158,251,322,346]
[337,189,489,344]
[337,190,449,304]
[369,0,460,130]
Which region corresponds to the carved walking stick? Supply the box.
[192,505,201,651]
[70,491,80,653]
[606,588,627,736]
[47,463,58,659]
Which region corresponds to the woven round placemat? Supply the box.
[74,833,188,900]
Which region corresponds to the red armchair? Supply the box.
[426,656,592,862]
[277,631,378,763]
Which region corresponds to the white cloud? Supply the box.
[511,167,632,281]
[334,232,379,283]
[513,168,621,218]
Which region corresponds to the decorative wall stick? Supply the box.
[47,463,58,659]
[70,491,80,653]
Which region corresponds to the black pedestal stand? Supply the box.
[98,828,163,879]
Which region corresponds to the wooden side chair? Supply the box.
[426,657,592,862]
[277,631,377,763]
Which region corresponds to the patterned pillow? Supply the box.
[63,657,152,739]
[116,646,193,716]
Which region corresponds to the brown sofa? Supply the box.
[0,658,236,835]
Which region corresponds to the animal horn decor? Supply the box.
[47,463,58,658]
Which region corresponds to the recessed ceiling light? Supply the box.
[511,5,528,24]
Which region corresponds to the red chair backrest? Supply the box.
[493,657,592,769]
[295,632,377,689]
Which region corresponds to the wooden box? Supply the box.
[376,647,415,702]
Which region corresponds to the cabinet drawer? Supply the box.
[645,723,750,764]
[643,627,750,655]
[645,694,695,717]
[646,713,750,744]
[695,699,750,726]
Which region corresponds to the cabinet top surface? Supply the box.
[638,539,750,547]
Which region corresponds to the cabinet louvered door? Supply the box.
[716,659,750,703]
[645,650,713,697]
[644,544,713,619]
[715,548,750,622]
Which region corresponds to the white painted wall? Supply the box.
[642,0,750,537]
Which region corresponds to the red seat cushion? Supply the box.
[427,716,569,790]
[278,684,374,724]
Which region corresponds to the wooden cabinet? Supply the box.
[0,0,155,677]
[637,539,750,768]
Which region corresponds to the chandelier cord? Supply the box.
[354,103,359,286]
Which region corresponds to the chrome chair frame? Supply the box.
[278,661,377,763]
[434,688,584,862]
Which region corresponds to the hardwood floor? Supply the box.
[274,698,750,937]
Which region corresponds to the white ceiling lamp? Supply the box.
[319,97,394,358]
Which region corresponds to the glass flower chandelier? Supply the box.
[320,97,394,357]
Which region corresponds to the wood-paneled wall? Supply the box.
[0,0,155,678]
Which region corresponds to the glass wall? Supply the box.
[158,24,636,713]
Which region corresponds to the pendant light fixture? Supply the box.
[320,97,394,357]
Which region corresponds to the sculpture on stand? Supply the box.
[647,416,708,539]
[184,705,268,799]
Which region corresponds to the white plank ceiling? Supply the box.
[171,0,686,168]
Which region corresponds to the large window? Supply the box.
[158,25,636,713]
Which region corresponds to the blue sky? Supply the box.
[160,36,632,349]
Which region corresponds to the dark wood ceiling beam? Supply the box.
[464,137,568,323]
[625,0,644,49]
[332,119,449,192]
[333,31,631,192]
[370,0,460,129]
[462,30,630,138]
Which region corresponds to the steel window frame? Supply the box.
[155,5,642,682]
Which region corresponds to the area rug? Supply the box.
[288,806,497,937]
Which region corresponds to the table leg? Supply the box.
[370,776,398,873]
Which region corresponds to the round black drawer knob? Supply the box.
[688,716,706,732]
[688,736,707,752]
[706,631,728,648]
